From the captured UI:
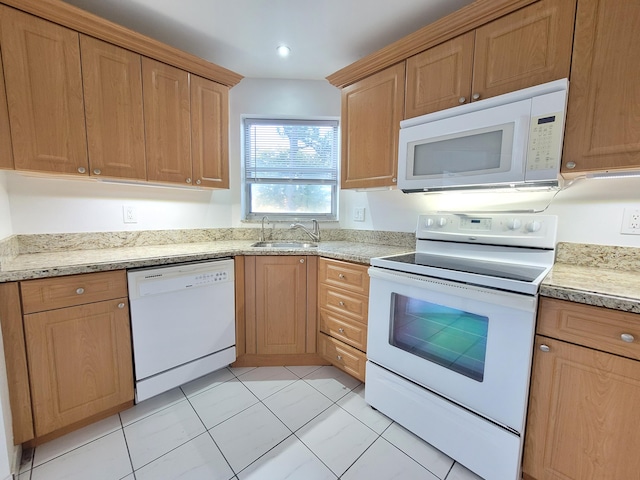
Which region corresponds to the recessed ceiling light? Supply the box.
[277,45,291,58]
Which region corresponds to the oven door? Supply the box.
[367,266,537,433]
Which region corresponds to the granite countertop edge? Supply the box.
[0,240,412,283]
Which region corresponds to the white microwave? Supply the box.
[397,79,569,192]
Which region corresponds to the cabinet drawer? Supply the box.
[318,284,368,323]
[21,270,128,314]
[319,258,369,295]
[537,297,640,361]
[319,308,367,352]
[318,333,366,382]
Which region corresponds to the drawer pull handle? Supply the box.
[338,328,345,333]
[539,344,550,352]
[621,333,635,343]
[338,274,345,279]
[118,302,125,309]
[76,288,85,295]
[339,301,345,307]
[337,355,343,361]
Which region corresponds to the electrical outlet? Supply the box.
[354,207,365,222]
[123,205,138,224]
[621,208,640,235]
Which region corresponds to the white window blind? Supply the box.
[243,118,339,220]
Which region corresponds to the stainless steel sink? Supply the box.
[251,241,318,248]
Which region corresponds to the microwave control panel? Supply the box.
[525,87,567,181]
[527,112,564,172]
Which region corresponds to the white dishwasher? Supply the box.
[127,258,236,402]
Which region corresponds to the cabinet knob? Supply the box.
[472,93,481,100]
[392,177,397,183]
[339,301,345,307]
[93,169,101,175]
[299,258,305,264]
[539,344,550,352]
[196,179,201,185]
[336,355,343,361]
[77,167,86,174]
[118,302,125,309]
[76,287,85,295]
[338,274,345,280]
[338,328,345,334]
[621,333,635,343]
[565,161,576,169]
[186,178,192,184]
[458,97,466,104]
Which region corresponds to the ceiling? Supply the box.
[61,0,475,81]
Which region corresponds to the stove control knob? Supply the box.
[506,219,522,230]
[437,217,447,227]
[525,220,542,233]
[425,218,435,228]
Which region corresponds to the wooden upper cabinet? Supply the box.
[472,0,576,101]
[341,62,405,189]
[404,0,576,119]
[405,32,474,118]
[190,75,229,188]
[0,6,88,175]
[142,57,192,185]
[0,49,13,170]
[80,35,146,180]
[562,0,640,175]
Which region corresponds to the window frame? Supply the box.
[241,116,340,222]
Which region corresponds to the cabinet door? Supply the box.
[254,256,308,355]
[523,336,640,480]
[405,32,474,118]
[472,0,576,101]
[341,62,405,189]
[0,6,88,175]
[191,75,229,188]
[0,49,13,170]
[562,0,640,175]
[24,299,134,437]
[142,58,192,185]
[80,35,146,180]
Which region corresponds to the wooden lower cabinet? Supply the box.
[24,299,134,438]
[235,255,323,367]
[523,298,640,479]
[318,258,369,381]
[8,270,135,445]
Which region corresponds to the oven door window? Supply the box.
[389,293,488,382]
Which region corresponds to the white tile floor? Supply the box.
[17,365,484,480]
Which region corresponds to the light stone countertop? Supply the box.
[540,243,640,314]
[0,240,412,283]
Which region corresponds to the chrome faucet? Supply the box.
[290,219,320,242]
[260,216,269,242]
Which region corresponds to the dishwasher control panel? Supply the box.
[128,259,234,299]
[194,271,229,285]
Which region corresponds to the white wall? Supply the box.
[5,78,341,234]
[3,78,640,247]
[228,78,341,227]
[340,176,640,247]
[0,173,12,240]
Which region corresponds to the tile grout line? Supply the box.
[118,413,136,480]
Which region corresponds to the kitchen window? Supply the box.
[242,118,339,221]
